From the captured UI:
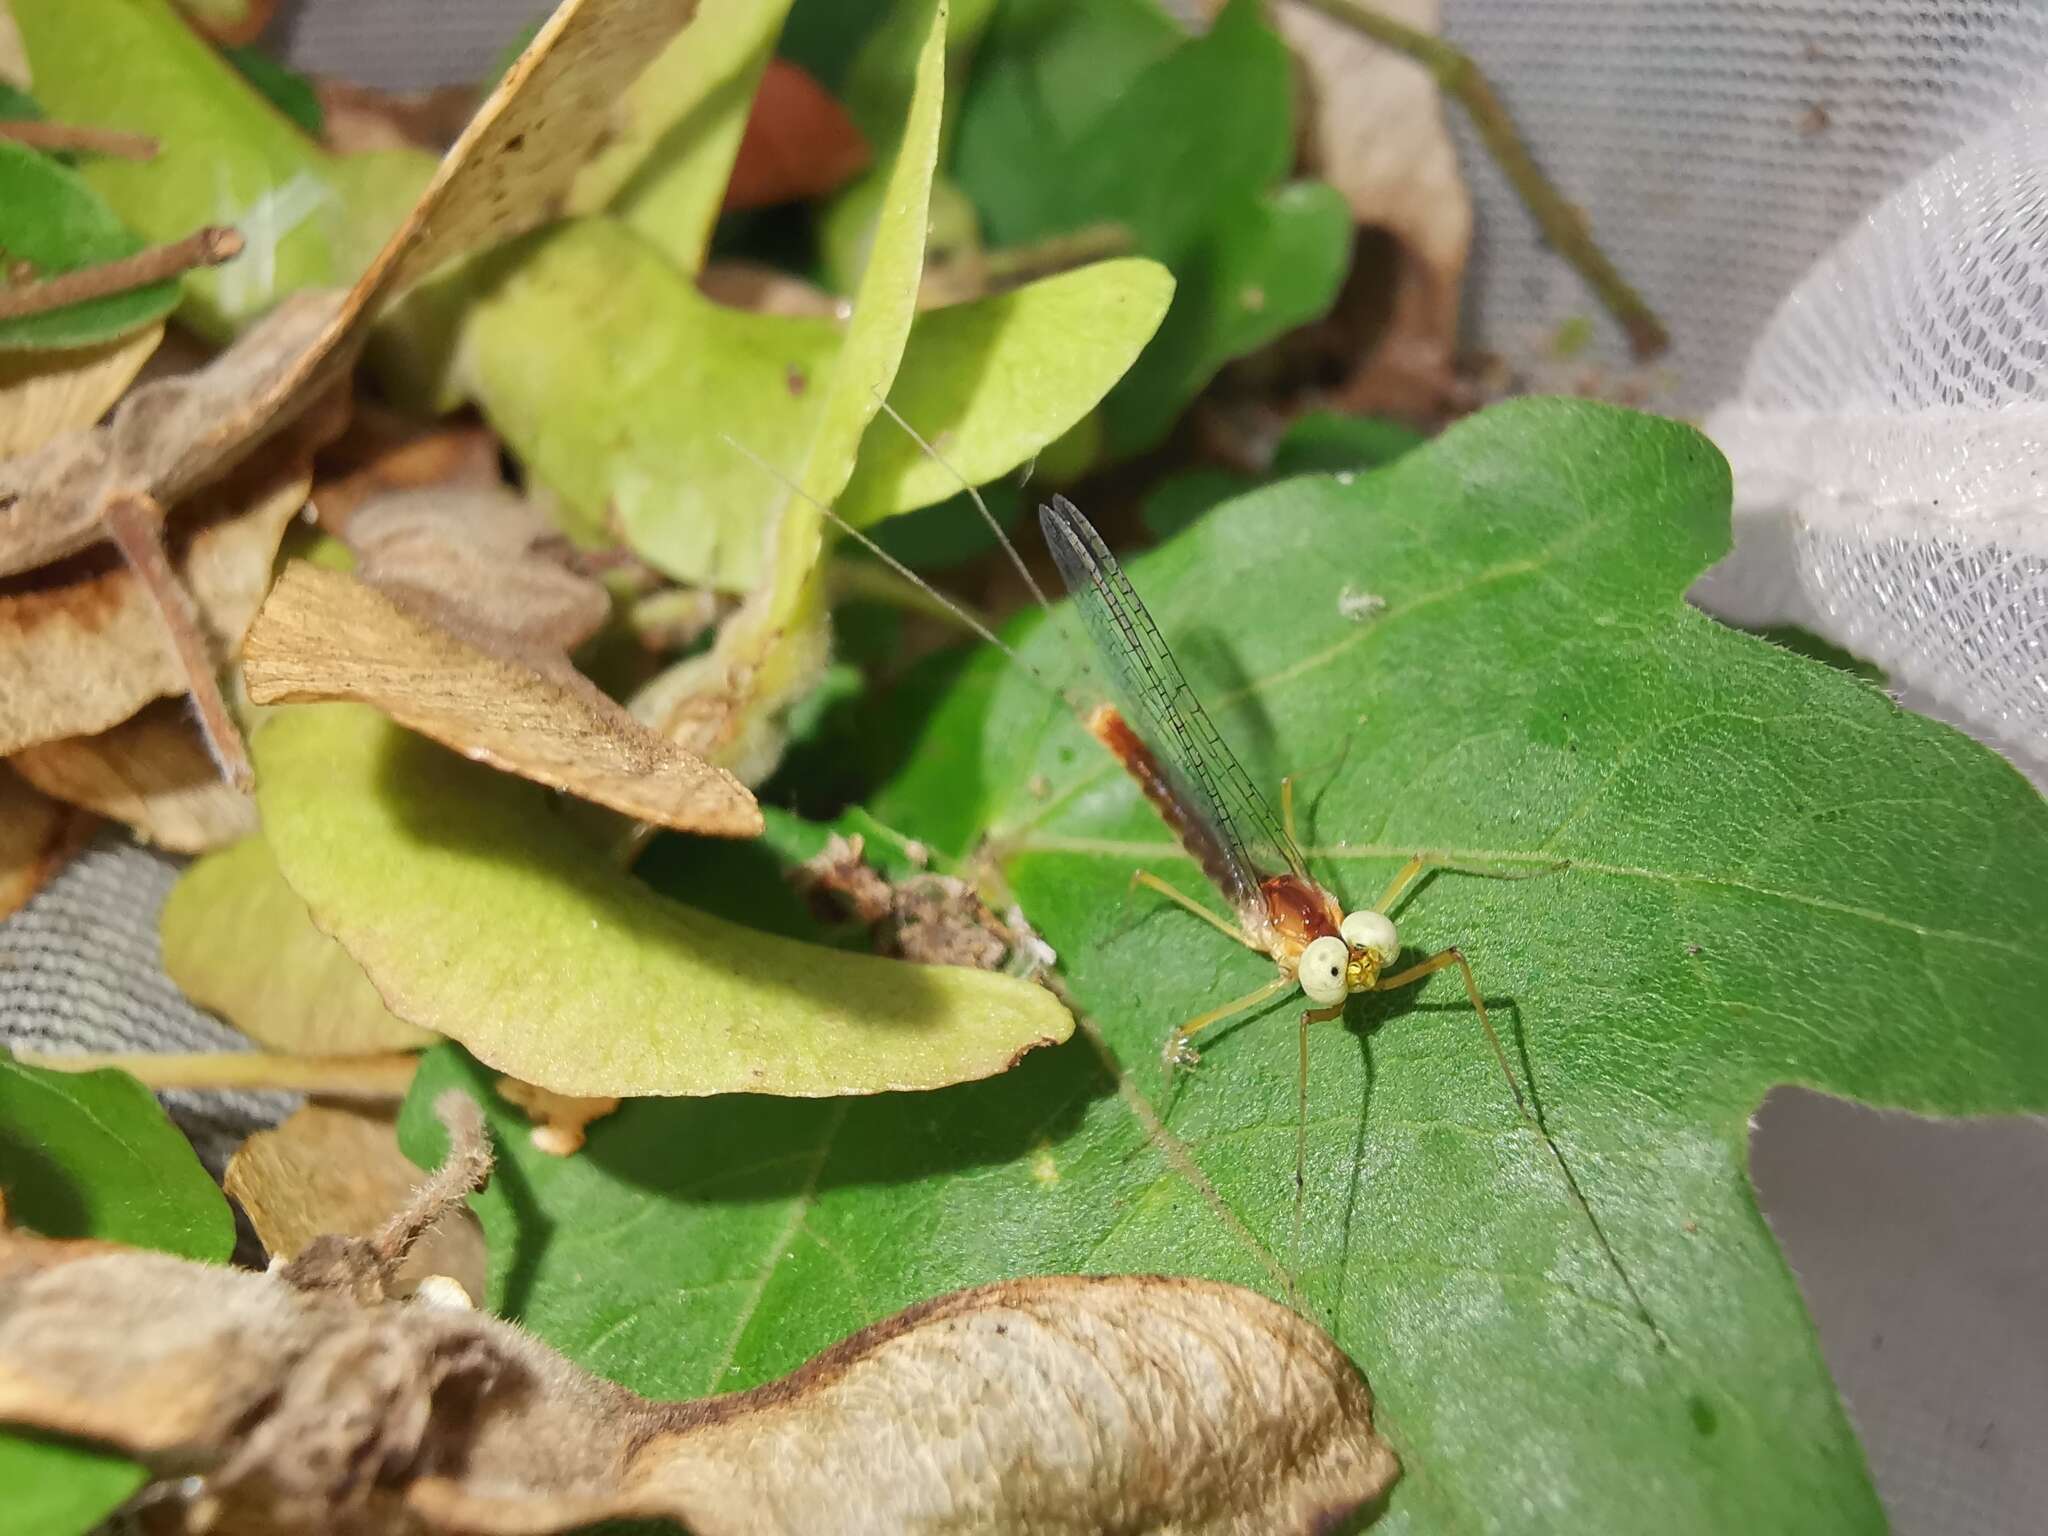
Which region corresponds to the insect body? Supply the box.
[1038,495,1659,1345]
[1039,495,1504,1091]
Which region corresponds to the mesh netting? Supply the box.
[1444,0,2048,766]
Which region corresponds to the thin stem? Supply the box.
[16,1050,420,1095]
[0,225,243,323]
[1298,0,1669,360]
[0,120,158,159]
[101,491,255,792]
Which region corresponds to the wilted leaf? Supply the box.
[160,833,437,1054]
[0,140,179,351]
[0,766,93,920]
[0,1228,1393,1536]
[0,441,307,755]
[0,323,161,459]
[0,1055,233,1536]
[252,701,1070,1096]
[404,399,2048,1530]
[242,562,758,834]
[10,699,256,852]
[837,255,1173,524]
[309,411,501,528]
[5,0,704,575]
[342,486,610,654]
[0,287,341,579]
[225,1102,486,1298]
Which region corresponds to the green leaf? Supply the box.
[160,835,438,1054]
[401,399,2048,1530]
[569,0,793,275]
[953,0,1350,457]
[0,1055,233,1536]
[838,255,1173,525]
[11,0,346,339]
[221,45,325,140]
[0,141,178,351]
[253,702,1071,1097]
[1102,179,1351,455]
[1270,408,1426,478]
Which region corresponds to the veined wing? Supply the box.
[1037,494,1313,918]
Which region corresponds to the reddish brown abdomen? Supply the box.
[1086,704,1241,899]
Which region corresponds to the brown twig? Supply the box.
[100,490,257,792]
[0,225,243,323]
[1298,0,1670,360]
[0,119,159,159]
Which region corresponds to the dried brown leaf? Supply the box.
[0,323,162,459]
[0,290,346,580]
[0,1234,1396,1536]
[1273,0,1470,418]
[226,1103,487,1302]
[345,487,610,654]
[11,699,256,852]
[310,410,503,530]
[0,446,307,756]
[0,0,703,583]
[242,563,760,836]
[0,765,95,920]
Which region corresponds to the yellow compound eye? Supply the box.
[1298,935,1349,1005]
[1341,909,1400,966]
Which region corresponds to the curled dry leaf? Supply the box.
[0,765,95,920]
[11,699,256,853]
[0,440,308,756]
[0,1232,1395,1536]
[1270,0,1471,418]
[225,1103,487,1302]
[160,834,437,1054]
[242,562,760,835]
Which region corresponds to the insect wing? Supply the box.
[1037,495,1312,914]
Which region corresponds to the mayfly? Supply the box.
[729,414,1659,1340]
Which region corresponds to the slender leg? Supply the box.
[1294,1000,1345,1261]
[1130,868,1261,951]
[1163,973,1295,1069]
[1281,774,1299,846]
[1374,852,1571,915]
[1375,946,1666,1348]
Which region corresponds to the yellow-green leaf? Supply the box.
[253,702,1071,1097]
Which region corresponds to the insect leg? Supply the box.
[1130,869,1261,951]
[1373,853,1571,915]
[1375,946,1666,1347]
[1281,774,1299,846]
[1295,1000,1346,1263]
[1164,973,1295,1070]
